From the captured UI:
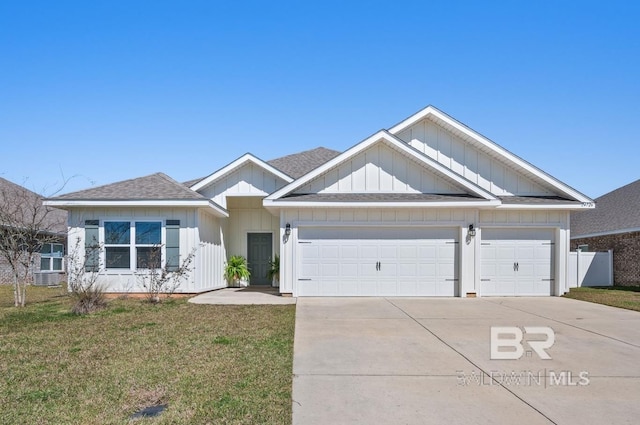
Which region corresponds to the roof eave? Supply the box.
[44,199,229,217]
[190,153,293,192]
[498,203,594,210]
[265,130,497,202]
[262,199,502,209]
[388,106,594,204]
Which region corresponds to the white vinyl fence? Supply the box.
[568,250,613,288]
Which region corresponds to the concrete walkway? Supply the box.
[292,297,640,425]
[188,287,296,305]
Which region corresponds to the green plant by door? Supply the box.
[224,255,251,287]
[267,254,280,283]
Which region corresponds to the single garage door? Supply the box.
[481,228,554,296]
[296,227,458,296]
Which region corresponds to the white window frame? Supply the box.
[100,219,165,271]
[40,242,65,272]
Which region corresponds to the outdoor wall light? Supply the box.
[285,223,291,236]
[468,224,476,237]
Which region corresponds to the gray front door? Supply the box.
[247,233,273,285]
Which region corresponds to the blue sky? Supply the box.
[1,1,638,198]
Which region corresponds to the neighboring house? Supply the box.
[0,177,68,285]
[45,105,594,297]
[571,179,640,285]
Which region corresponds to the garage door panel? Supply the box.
[377,280,397,296]
[397,262,418,278]
[340,263,358,278]
[398,281,417,296]
[321,245,341,258]
[322,263,339,277]
[437,281,456,296]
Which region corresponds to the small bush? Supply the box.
[70,284,107,315]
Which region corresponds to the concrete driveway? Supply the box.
[292,297,640,425]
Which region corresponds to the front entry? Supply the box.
[247,233,273,285]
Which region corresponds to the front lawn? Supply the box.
[0,285,295,424]
[563,286,640,312]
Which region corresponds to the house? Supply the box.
[571,179,640,286]
[45,105,594,297]
[0,177,68,285]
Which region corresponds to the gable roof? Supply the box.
[190,153,293,192]
[0,177,67,234]
[45,173,227,216]
[266,147,341,179]
[389,105,593,204]
[264,130,499,208]
[571,179,640,238]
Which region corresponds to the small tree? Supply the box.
[0,178,67,307]
[135,246,196,303]
[66,236,107,314]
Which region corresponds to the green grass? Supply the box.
[0,285,295,424]
[563,286,640,312]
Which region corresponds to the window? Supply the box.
[135,222,161,269]
[577,244,589,252]
[104,221,131,269]
[40,243,64,271]
[98,220,169,270]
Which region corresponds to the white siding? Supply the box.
[225,197,279,261]
[396,119,554,196]
[199,163,289,208]
[66,207,224,293]
[196,210,226,291]
[294,143,463,194]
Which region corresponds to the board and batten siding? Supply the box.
[196,209,226,291]
[66,207,224,293]
[395,118,553,196]
[198,162,289,209]
[225,197,279,263]
[294,143,463,194]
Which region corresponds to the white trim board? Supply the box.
[264,130,497,203]
[388,105,594,204]
[190,153,293,192]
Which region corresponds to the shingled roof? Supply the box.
[0,177,67,234]
[51,173,206,201]
[571,179,640,237]
[267,147,341,179]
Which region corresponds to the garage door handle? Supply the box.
[376,261,380,271]
[513,262,519,271]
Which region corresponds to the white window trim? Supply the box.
[100,219,166,271]
[40,242,65,272]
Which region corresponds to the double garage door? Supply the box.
[297,227,458,297]
[296,226,555,297]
